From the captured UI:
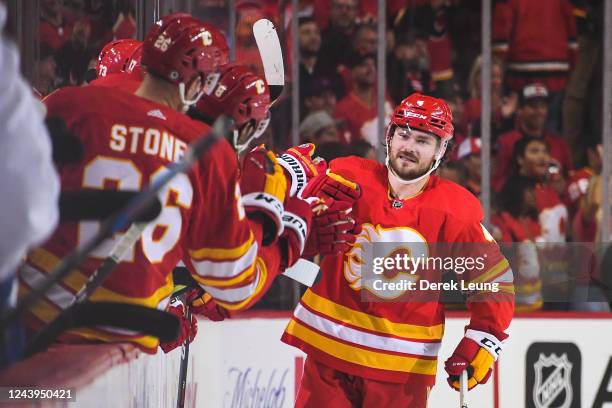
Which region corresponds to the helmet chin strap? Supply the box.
[385,141,447,185]
[178,82,204,112]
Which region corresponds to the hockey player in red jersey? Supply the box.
[282,94,515,407]
[89,38,144,93]
[18,13,313,353]
[183,63,364,322]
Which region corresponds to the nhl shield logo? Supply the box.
[533,353,573,408]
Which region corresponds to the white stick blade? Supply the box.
[253,18,284,87]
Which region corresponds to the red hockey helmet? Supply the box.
[96,39,143,77]
[142,13,229,87]
[386,93,455,184]
[387,93,454,143]
[196,64,271,153]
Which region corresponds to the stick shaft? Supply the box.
[460,370,469,408]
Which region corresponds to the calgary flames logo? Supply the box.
[344,224,429,299]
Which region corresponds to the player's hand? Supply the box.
[303,172,361,203]
[444,329,504,391]
[280,194,315,268]
[160,297,198,353]
[277,144,327,197]
[240,145,287,244]
[302,198,362,258]
[188,289,230,322]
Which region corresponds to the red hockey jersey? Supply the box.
[333,91,393,146]
[19,86,281,352]
[282,157,514,385]
[492,0,577,91]
[89,72,142,94]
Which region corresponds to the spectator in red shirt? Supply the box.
[492,0,578,133]
[493,83,573,192]
[39,0,76,52]
[333,51,393,146]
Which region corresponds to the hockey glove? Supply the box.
[280,194,315,268]
[188,289,230,322]
[240,146,287,244]
[277,144,327,197]
[302,198,362,258]
[160,297,198,353]
[444,329,504,391]
[303,172,361,202]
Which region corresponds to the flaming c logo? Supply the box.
[344,224,428,298]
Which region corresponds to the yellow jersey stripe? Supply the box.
[190,262,256,288]
[28,248,174,308]
[302,290,443,340]
[215,257,268,311]
[189,231,254,261]
[470,259,510,284]
[286,319,438,375]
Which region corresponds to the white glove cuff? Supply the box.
[465,329,504,360]
[242,192,284,236]
[278,154,307,197]
[282,210,308,254]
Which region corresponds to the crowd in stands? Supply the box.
[32,0,610,312]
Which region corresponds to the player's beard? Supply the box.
[388,149,435,181]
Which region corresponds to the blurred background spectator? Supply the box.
[463,55,517,139]
[333,50,392,146]
[492,0,577,134]
[493,83,572,192]
[299,110,341,144]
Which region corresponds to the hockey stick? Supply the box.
[176,295,191,408]
[460,370,469,408]
[0,116,233,334]
[253,18,285,105]
[253,19,321,287]
[25,302,180,356]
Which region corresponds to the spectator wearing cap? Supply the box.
[301,77,338,118]
[298,17,345,101]
[492,0,577,133]
[493,83,573,192]
[299,111,340,144]
[386,29,433,105]
[457,137,482,197]
[333,50,393,145]
[319,0,359,71]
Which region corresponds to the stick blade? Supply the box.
[253,19,285,89]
